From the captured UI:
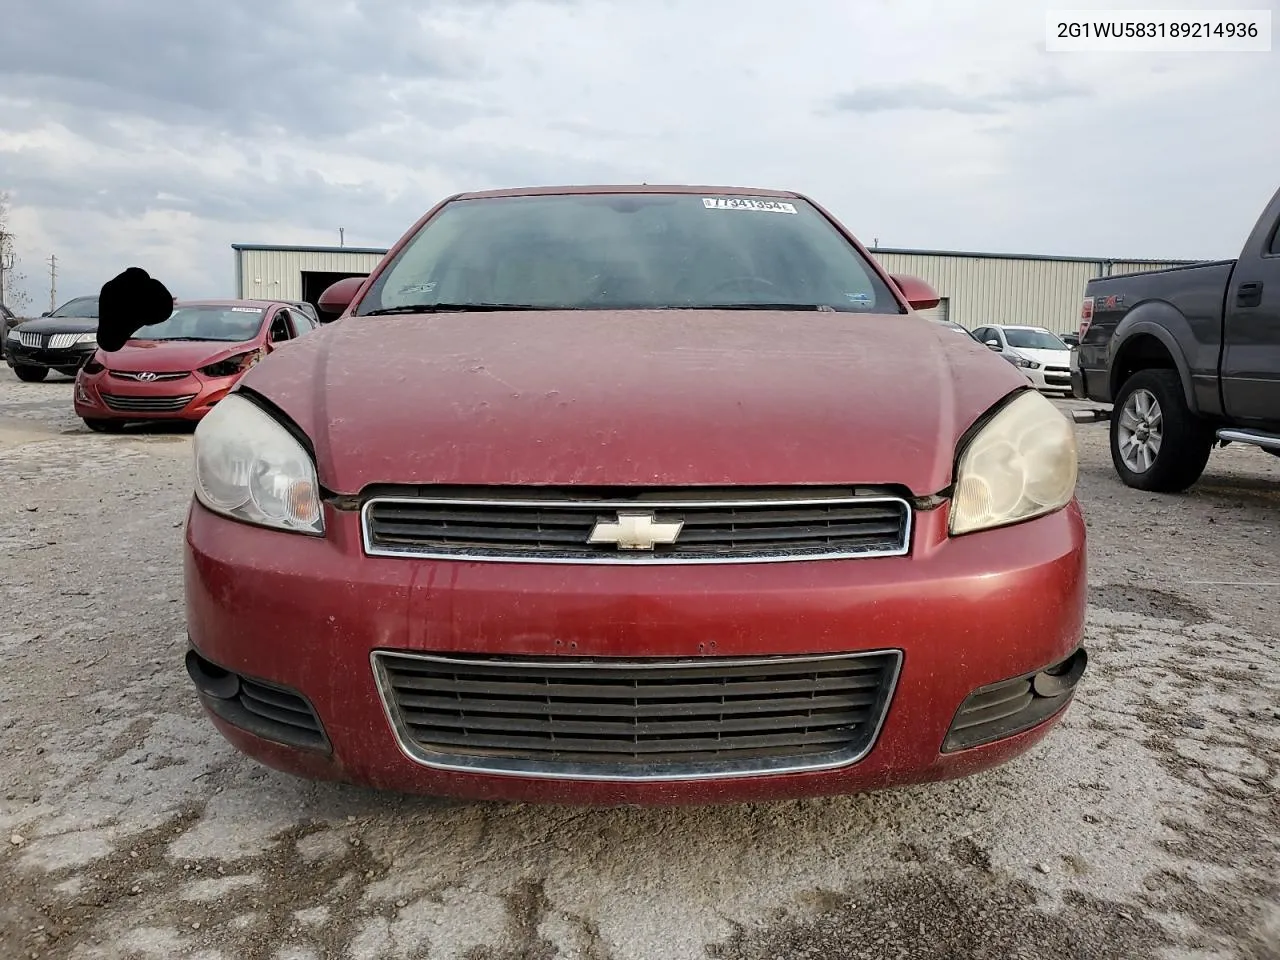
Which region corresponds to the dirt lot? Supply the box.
[1,368,1277,960]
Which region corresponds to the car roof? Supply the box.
[995,324,1051,331]
[174,299,278,308]
[452,184,803,201]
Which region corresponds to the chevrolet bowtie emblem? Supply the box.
[588,512,684,551]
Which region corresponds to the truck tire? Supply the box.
[13,364,48,383]
[1110,369,1213,492]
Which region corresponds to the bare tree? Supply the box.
[0,192,33,314]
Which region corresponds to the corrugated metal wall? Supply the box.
[236,248,385,300]
[231,243,1197,334]
[870,251,1195,334]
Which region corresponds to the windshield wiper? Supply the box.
[361,303,545,316]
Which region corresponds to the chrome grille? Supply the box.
[18,332,45,348]
[373,650,902,779]
[48,333,85,349]
[362,489,912,564]
[99,392,196,412]
[110,370,190,382]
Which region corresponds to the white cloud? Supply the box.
[0,0,1275,307]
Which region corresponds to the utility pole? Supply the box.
[48,254,57,312]
[0,230,12,306]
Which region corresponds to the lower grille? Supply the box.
[373,649,902,779]
[185,649,328,751]
[942,647,1088,752]
[100,392,196,412]
[363,488,912,564]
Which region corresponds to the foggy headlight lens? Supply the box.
[949,390,1077,535]
[193,394,323,534]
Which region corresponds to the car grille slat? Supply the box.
[363,489,911,563]
[100,392,196,412]
[949,688,1036,732]
[408,726,857,755]
[391,689,877,718]
[373,650,901,779]
[238,680,325,733]
[389,672,879,701]
[397,704,870,738]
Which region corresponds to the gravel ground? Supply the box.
[1,368,1277,960]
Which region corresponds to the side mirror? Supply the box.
[40,311,51,317]
[888,274,940,311]
[985,340,1001,350]
[317,276,366,317]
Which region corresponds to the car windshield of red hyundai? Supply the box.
[356,193,905,315]
[133,305,266,342]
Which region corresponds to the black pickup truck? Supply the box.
[1073,186,1280,491]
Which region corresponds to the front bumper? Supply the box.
[6,341,95,370]
[184,497,1088,805]
[74,370,239,421]
[1023,366,1072,393]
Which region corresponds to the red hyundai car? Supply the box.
[74,299,319,431]
[183,185,1086,806]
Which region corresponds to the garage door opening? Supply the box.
[916,296,951,324]
[301,271,369,313]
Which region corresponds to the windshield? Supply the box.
[133,305,266,342]
[1004,329,1068,350]
[357,193,904,314]
[51,297,99,319]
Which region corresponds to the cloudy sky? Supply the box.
[1,0,1276,309]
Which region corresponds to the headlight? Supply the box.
[6,328,18,340]
[1009,356,1040,369]
[193,394,323,534]
[74,333,97,345]
[199,350,263,378]
[949,390,1077,536]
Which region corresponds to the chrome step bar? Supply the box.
[1217,427,1280,451]
[1069,407,1111,423]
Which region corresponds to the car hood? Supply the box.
[100,339,260,371]
[239,310,1030,496]
[16,317,98,335]
[1012,347,1072,367]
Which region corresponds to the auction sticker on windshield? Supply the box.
[702,197,797,214]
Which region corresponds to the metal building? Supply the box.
[869,248,1196,334]
[233,242,1197,333]
[233,244,387,306]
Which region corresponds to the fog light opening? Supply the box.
[185,649,241,700]
[1032,647,1088,698]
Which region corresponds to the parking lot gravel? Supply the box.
[1,368,1277,960]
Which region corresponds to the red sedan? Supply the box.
[183,185,1086,806]
[73,299,318,432]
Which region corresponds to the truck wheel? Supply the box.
[1110,369,1213,492]
[13,364,48,382]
